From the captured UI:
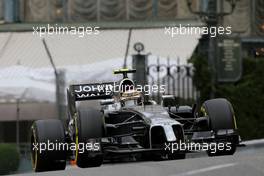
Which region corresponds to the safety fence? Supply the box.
[147,57,199,105]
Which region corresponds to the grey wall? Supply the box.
[0,102,58,121]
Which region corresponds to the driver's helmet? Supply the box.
[120,90,142,107]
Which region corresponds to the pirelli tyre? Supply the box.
[201,98,238,156]
[75,108,104,168]
[31,119,66,172]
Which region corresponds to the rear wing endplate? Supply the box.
[69,82,114,101]
[67,82,115,115]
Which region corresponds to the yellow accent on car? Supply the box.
[74,113,79,161]
[233,115,238,129]
[200,106,207,116]
[120,68,129,71]
[31,126,38,171]
[113,68,129,73]
[229,103,238,129]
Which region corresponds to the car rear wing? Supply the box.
[67,82,115,115]
[69,82,115,101]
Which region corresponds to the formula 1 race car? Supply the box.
[30,69,240,172]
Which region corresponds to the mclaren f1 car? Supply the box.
[30,69,240,172]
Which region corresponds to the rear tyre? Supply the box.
[31,119,66,172]
[202,98,237,156]
[75,108,104,168]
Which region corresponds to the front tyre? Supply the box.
[31,119,66,172]
[75,108,104,168]
[202,98,238,156]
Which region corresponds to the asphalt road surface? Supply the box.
[13,145,264,176]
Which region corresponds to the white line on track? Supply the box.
[169,163,237,176]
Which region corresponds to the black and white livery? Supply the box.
[30,69,240,172]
